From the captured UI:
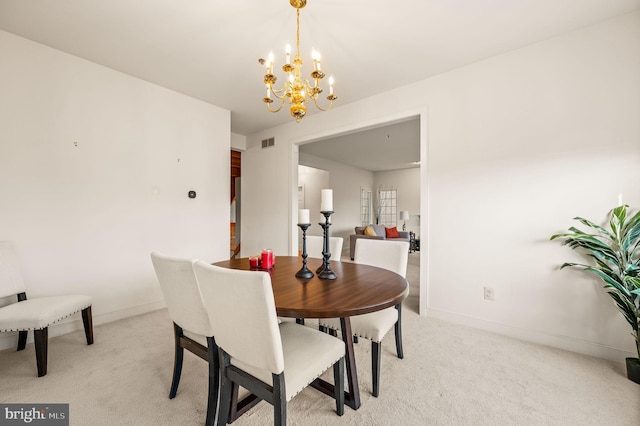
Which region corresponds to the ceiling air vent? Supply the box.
[261,137,275,148]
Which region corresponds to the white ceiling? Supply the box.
[1,0,638,139]
[299,117,421,172]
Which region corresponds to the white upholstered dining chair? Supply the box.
[305,236,344,260]
[0,241,93,377]
[193,261,345,426]
[295,236,344,330]
[151,252,219,426]
[320,238,409,397]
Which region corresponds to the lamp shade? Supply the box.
[399,211,410,221]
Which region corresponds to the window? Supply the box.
[376,187,397,227]
[360,188,372,226]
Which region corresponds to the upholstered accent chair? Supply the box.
[193,261,345,426]
[0,241,93,377]
[320,238,409,397]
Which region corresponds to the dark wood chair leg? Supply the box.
[228,383,240,423]
[34,328,48,377]
[295,318,304,325]
[169,323,184,399]
[217,350,233,426]
[394,304,404,359]
[17,293,28,351]
[272,372,286,426]
[17,331,27,351]
[81,306,94,345]
[372,341,381,397]
[333,358,345,416]
[205,337,219,426]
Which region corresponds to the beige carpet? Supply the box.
[1,253,639,425]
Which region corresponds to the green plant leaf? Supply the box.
[607,291,638,330]
[573,216,614,239]
[621,213,640,253]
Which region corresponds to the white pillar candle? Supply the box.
[298,209,310,224]
[320,189,333,211]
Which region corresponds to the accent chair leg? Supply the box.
[394,303,404,359]
[372,341,381,397]
[273,372,286,426]
[17,331,27,351]
[217,349,233,426]
[81,306,94,345]
[34,328,48,377]
[169,323,184,399]
[205,337,219,426]
[333,358,345,416]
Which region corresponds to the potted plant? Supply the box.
[550,205,640,384]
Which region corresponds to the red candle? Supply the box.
[261,249,274,269]
[249,256,260,268]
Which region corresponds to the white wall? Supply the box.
[299,153,375,257]
[297,164,330,238]
[241,11,640,361]
[374,168,421,233]
[0,31,231,349]
[231,132,246,151]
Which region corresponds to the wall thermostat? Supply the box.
[188,191,196,199]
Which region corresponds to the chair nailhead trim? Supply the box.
[287,357,344,400]
[0,305,91,332]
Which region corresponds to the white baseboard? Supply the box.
[0,300,166,351]
[425,307,635,363]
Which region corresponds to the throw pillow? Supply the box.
[364,226,377,236]
[372,224,387,237]
[385,226,399,238]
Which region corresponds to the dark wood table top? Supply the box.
[213,256,408,319]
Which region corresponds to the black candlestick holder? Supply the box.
[317,211,337,280]
[295,223,314,279]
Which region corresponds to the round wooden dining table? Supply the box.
[213,255,409,410]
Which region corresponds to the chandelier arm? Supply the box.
[270,87,288,100]
[265,95,286,113]
[271,93,284,100]
[310,96,335,112]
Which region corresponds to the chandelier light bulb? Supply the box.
[312,50,321,71]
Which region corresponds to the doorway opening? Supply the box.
[230,150,241,259]
[293,114,424,314]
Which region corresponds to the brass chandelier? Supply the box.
[260,0,337,122]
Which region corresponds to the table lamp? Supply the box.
[399,211,410,231]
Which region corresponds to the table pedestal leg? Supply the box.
[311,317,361,410]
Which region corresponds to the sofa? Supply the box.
[349,224,410,260]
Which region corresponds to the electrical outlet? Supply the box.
[484,286,495,301]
